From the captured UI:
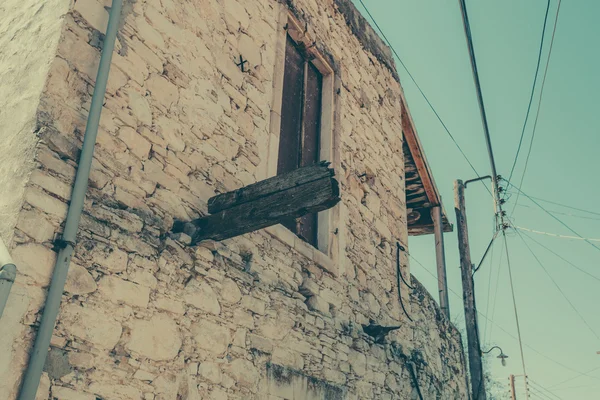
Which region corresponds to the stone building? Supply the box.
[0,0,469,399]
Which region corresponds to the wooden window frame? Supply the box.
[263,9,342,276]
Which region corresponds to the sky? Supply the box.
[352,1,600,399]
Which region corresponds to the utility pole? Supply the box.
[432,205,450,318]
[509,374,517,400]
[455,179,486,400]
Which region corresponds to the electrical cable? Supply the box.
[515,226,600,243]
[409,251,600,382]
[519,230,600,282]
[507,0,551,183]
[510,0,563,213]
[515,203,600,221]
[408,362,425,400]
[473,231,499,274]
[528,379,563,400]
[502,229,530,394]
[356,0,492,197]
[486,234,505,344]
[507,182,600,253]
[550,366,600,389]
[481,232,496,345]
[525,195,600,217]
[396,242,413,322]
[514,229,600,340]
[457,0,504,223]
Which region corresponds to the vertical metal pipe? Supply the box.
[17,1,123,398]
[431,205,450,318]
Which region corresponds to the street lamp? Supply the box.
[482,346,509,366]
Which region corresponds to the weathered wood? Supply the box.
[208,161,333,214]
[175,175,340,244]
[455,180,487,400]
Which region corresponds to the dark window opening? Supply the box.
[277,35,323,247]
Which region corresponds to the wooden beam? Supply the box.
[208,161,333,213]
[173,168,340,244]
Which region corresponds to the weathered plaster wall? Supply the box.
[3,0,469,399]
[0,0,71,244]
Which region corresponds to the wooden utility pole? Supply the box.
[432,205,450,318]
[509,374,517,400]
[455,179,486,400]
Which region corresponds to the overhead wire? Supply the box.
[356,0,493,197]
[528,379,563,400]
[481,231,496,344]
[513,228,600,341]
[507,0,552,183]
[525,195,600,217]
[507,182,600,253]
[502,230,530,394]
[549,365,600,389]
[515,203,600,221]
[485,235,505,344]
[408,251,600,382]
[519,230,600,282]
[515,225,600,243]
[510,0,563,212]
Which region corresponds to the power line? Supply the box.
[507,0,552,183]
[520,230,600,283]
[502,230,530,395]
[507,182,600,253]
[514,228,600,341]
[510,0,563,212]
[529,379,563,400]
[515,226,600,243]
[457,0,504,226]
[515,203,600,221]
[482,231,497,344]
[525,195,600,218]
[408,251,600,382]
[550,366,600,389]
[486,233,506,344]
[356,0,492,196]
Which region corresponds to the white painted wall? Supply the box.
[0,0,71,245]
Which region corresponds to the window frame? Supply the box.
[263,10,341,276]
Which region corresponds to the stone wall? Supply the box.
[2,0,469,398]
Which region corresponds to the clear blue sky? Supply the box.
[353,1,600,398]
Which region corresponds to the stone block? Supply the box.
[51,386,96,400]
[348,349,367,376]
[98,276,150,308]
[223,358,258,388]
[198,361,222,384]
[192,319,231,356]
[241,295,266,315]
[65,262,97,295]
[60,304,122,349]
[73,0,109,34]
[220,277,242,304]
[184,279,221,315]
[12,243,56,286]
[154,295,185,315]
[126,314,181,361]
[24,186,68,219]
[16,208,56,243]
[305,295,330,315]
[118,126,152,159]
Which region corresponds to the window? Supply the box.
[277,35,324,246]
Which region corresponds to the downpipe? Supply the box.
[0,237,17,320]
[17,1,123,398]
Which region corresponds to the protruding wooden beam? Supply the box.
[208,161,333,213]
[173,163,340,244]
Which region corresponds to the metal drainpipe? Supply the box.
[0,237,17,320]
[18,1,123,398]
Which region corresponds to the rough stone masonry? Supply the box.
[0,0,469,398]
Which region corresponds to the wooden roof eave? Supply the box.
[400,92,453,234]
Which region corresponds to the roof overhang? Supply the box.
[400,95,453,236]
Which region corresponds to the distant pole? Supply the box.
[509,375,517,400]
[432,205,450,318]
[455,179,486,400]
